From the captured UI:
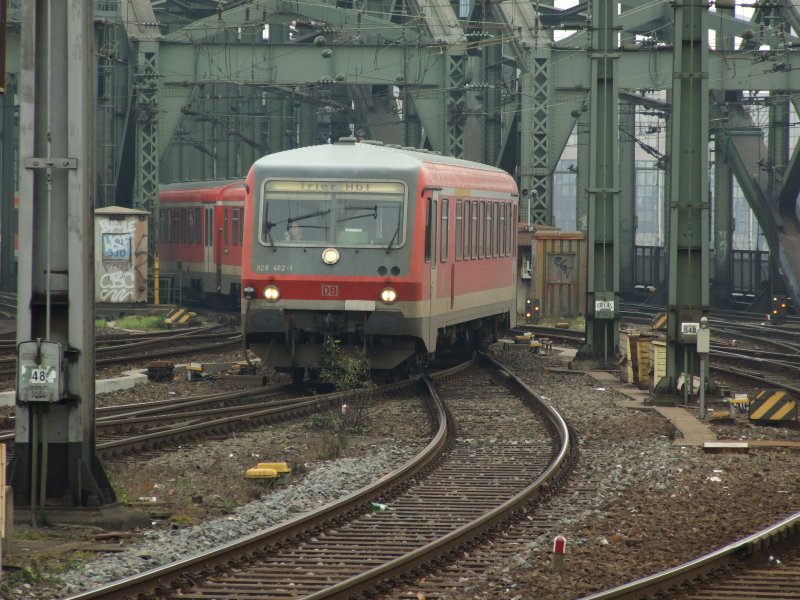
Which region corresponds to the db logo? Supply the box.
[321,284,339,297]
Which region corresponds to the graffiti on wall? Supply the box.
[95,216,148,303]
[546,254,575,285]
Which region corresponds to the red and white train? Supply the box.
[158,180,246,306]
[241,138,519,382]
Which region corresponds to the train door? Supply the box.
[204,205,214,289]
[426,194,438,344]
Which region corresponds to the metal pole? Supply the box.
[683,351,688,405]
[699,354,706,419]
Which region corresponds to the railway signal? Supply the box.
[525,298,541,322]
[770,295,789,322]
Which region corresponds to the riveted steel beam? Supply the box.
[574,0,619,367]
[658,0,710,397]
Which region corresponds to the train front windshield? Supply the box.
[260,180,406,247]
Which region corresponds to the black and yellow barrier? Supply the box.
[650,313,667,332]
[749,389,797,423]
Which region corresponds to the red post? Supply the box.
[552,535,566,573]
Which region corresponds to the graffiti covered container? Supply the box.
[527,229,586,319]
[94,206,149,304]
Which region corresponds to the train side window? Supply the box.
[432,199,438,266]
[173,210,180,244]
[205,207,212,247]
[424,198,432,263]
[455,200,462,261]
[463,200,470,260]
[499,202,506,256]
[505,202,511,255]
[223,208,229,245]
[492,202,500,256]
[513,205,517,256]
[485,202,492,258]
[478,201,485,259]
[239,208,244,245]
[233,208,239,245]
[471,202,476,258]
[440,198,448,263]
[194,208,201,244]
[187,209,194,244]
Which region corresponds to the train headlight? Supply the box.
[380,287,398,304]
[243,286,255,300]
[263,285,280,302]
[321,248,340,265]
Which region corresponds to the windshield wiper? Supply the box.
[287,208,331,224]
[385,221,401,253]
[263,221,276,249]
[338,206,377,224]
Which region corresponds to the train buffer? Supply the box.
[165,308,198,327]
[749,389,797,424]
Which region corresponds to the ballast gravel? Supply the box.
[57,448,413,596]
[5,341,800,600]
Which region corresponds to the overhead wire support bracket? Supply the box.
[23,158,78,169]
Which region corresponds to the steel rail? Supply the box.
[580,511,800,600]
[298,352,572,599]
[59,365,456,600]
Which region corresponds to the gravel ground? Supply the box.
[3,341,800,600]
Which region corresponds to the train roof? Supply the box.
[160,179,244,192]
[250,138,517,192]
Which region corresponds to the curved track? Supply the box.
[61,356,571,600]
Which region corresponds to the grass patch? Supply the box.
[522,314,585,329]
[115,314,168,331]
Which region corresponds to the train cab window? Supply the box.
[238,208,244,245]
[260,180,405,247]
[440,198,448,263]
[224,208,229,245]
[232,208,240,245]
[455,200,463,261]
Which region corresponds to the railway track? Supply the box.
[61,355,571,600]
[0,313,242,389]
[582,511,800,600]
